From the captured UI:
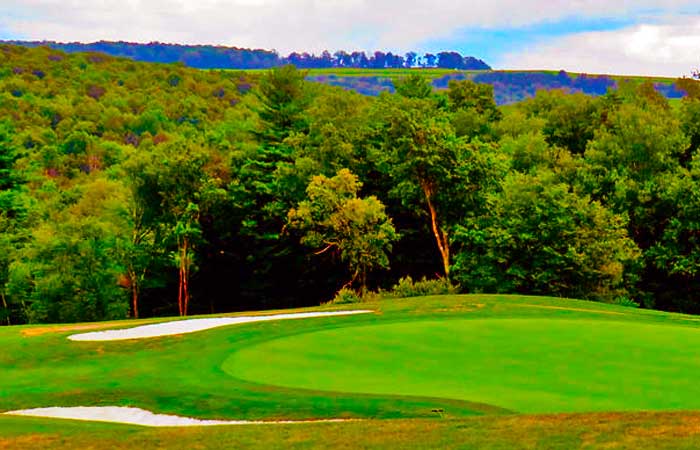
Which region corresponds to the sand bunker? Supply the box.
[11,312,372,426]
[68,310,372,341]
[3,406,354,427]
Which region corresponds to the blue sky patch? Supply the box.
[418,16,638,63]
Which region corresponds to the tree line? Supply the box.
[2,44,700,324]
[4,41,491,70]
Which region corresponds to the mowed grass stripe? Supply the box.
[225,317,700,413]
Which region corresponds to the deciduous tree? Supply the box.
[288,169,397,292]
[372,95,502,277]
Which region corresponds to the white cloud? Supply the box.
[498,17,700,77]
[1,0,699,55]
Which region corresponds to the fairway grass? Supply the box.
[3,294,700,448]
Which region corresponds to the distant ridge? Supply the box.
[1,40,491,71]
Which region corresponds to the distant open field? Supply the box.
[222,68,685,104]
[285,68,474,78]
[230,67,678,83]
[4,294,700,448]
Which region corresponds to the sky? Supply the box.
[0,1,698,77]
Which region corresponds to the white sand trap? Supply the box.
[3,406,354,427]
[68,310,372,341]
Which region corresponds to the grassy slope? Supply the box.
[3,294,700,448]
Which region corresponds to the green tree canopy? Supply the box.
[288,169,397,292]
[371,94,504,277]
[453,171,640,302]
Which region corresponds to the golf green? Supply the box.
[224,318,700,413]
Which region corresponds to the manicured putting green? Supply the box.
[224,318,700,413]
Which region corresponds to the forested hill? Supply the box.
[2,44,700,326]
[2,40,491,70]
[309,70,688,105]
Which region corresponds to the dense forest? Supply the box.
[3,41,491,70]
[1,43,700,325]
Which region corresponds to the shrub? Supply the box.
[360,290,382,303]
[387,276,458,299]
[610,296,640,308]
[330,287,362,304]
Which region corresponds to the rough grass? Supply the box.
[3,412,700,449]
[3,294,700,448]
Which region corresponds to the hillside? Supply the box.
[4,41,685,105]
[305,69,687,104]
[2,40,491,70]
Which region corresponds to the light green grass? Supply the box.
[3,294,700,448]
[227,317,700,413]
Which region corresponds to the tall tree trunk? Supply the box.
[127,267,140,318]
[360,267,367,296]
[177,237,190,316]
[127,204,151,319]
[177,237,184,316]
[131,274,139,319]
[422,181,450,277]
[177,267,183,316]
[131,284,139,319]
[1,291,10,325]
[183,237,190,316]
